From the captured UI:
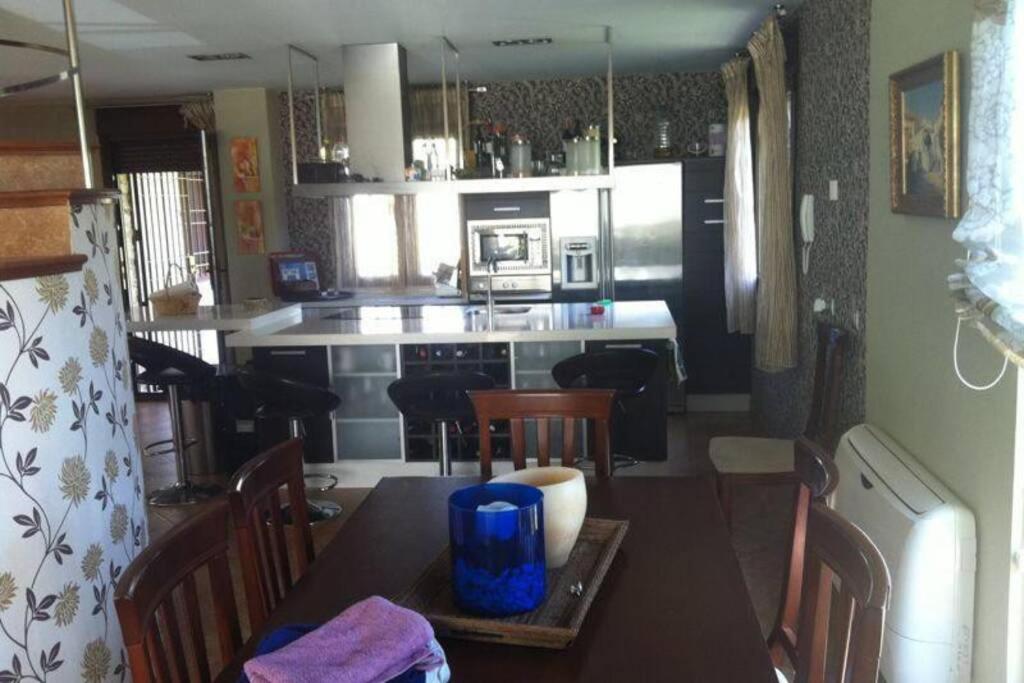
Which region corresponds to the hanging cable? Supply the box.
[953,316,1010,391]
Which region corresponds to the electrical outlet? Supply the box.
[829,179,839,201]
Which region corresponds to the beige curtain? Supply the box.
[322,89,347,145]
[408,85,469,140]
[749,17,798,371]
[721,57,758,335]
[179,98,215,131]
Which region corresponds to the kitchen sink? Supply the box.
[466,306,532,316]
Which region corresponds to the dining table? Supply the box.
[221,475,777,682]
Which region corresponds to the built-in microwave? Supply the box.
[465,193,552,298]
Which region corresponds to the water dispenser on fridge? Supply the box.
[558,237,599,294]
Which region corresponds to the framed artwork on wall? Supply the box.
[230,137,261,192]
[889,50,960,218]
[235,200,265,255]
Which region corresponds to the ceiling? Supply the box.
[0,0,799,101]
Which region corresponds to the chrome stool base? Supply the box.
[148,481,223,506]
[280,499,342,525]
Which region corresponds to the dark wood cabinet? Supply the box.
[682,159,752,395]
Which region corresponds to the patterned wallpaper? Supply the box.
[0,202,145,682]
[751,0,871,439]
[471,71,726,161]
[279,72,726,285]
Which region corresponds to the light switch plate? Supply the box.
[829,180,839,201]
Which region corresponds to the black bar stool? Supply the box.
[387,372,495,476]
[552,348,660,471]
[236,368,343,522]
[128,336,222,505]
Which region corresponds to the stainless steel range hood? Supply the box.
[341,43,412,182]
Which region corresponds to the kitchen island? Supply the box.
[226,301,678,484]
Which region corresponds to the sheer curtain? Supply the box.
[749,17,798,371]
[721,56,758,335]
[950,0,1024,365]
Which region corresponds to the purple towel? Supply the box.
[243,596,442,683]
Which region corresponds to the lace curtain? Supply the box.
[949,0,1024,365]
[721,56,758,335]
[749,17,799,371]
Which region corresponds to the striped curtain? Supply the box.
[721,57,758,334]
[749,17,798,371]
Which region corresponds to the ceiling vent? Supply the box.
[491,38,553,47]
[187,52,251,62]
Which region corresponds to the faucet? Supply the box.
[486,255,498,324]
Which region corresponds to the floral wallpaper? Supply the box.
[751,0,871,439]
[0,202,145,682]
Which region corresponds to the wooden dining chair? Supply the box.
[767,437,839,671]
[713,322,848,529]
[788,502,890,683]
[468,389,616,478]
[228,437,316,634]
[114,500,242,683]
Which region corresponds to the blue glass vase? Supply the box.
[448,483,546,617]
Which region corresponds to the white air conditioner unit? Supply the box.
[832,424,976,683]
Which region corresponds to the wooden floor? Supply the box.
[137,402,791,658]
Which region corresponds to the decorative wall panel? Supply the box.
[0,202,145,681]
[751,0,871,438]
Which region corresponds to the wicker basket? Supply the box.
[149,264,201,317]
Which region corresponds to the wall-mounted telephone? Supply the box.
[799,194,815,275]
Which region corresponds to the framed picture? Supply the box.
[230,137,260,193]
[889,51,960,218]
[235,200,265,255]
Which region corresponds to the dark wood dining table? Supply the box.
[222,475,777,682]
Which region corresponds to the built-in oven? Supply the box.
[465,193,552,300]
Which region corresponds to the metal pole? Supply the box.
[445,37,464,170]
[313,57,324,160]
[287,46,299,185]
[62,0,94,188]
[605,26,615,178]
[440,38,450,180]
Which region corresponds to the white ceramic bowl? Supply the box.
[491,466,587,568]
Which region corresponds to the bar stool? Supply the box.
[387,372,495,476]
[236,368,343,522]
[128,336,223,505]
[552,348,660,471]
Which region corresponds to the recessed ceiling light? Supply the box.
[187,52,252,62]
[491,38,553,47]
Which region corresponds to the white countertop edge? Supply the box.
[225,324,677,348]
[127,303,302,333]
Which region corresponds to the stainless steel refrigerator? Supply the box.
[601,161,684,336]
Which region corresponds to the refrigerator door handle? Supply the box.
[598,187,614,300]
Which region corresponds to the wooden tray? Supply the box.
[398,517,628,649]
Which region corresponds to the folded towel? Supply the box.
[243,596,444,683]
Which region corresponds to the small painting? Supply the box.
[235,200,265,255]
[230,137,260,192]
[889,51,960,217]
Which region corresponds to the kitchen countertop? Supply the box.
[127,302,302,332]
[225,300,676,347]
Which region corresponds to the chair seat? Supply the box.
[709,436,795,475]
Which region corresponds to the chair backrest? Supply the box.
[387,371,496,422]
[793,503,890,683]
[114,500,241,683]
[468,389,616,478]
[228,438,315,634]
[551,348,660,398]
[803,322,848,447]
[769,437,840,669]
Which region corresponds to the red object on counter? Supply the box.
[590,304,605,315]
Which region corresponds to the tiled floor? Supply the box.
[138,402,791,643]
